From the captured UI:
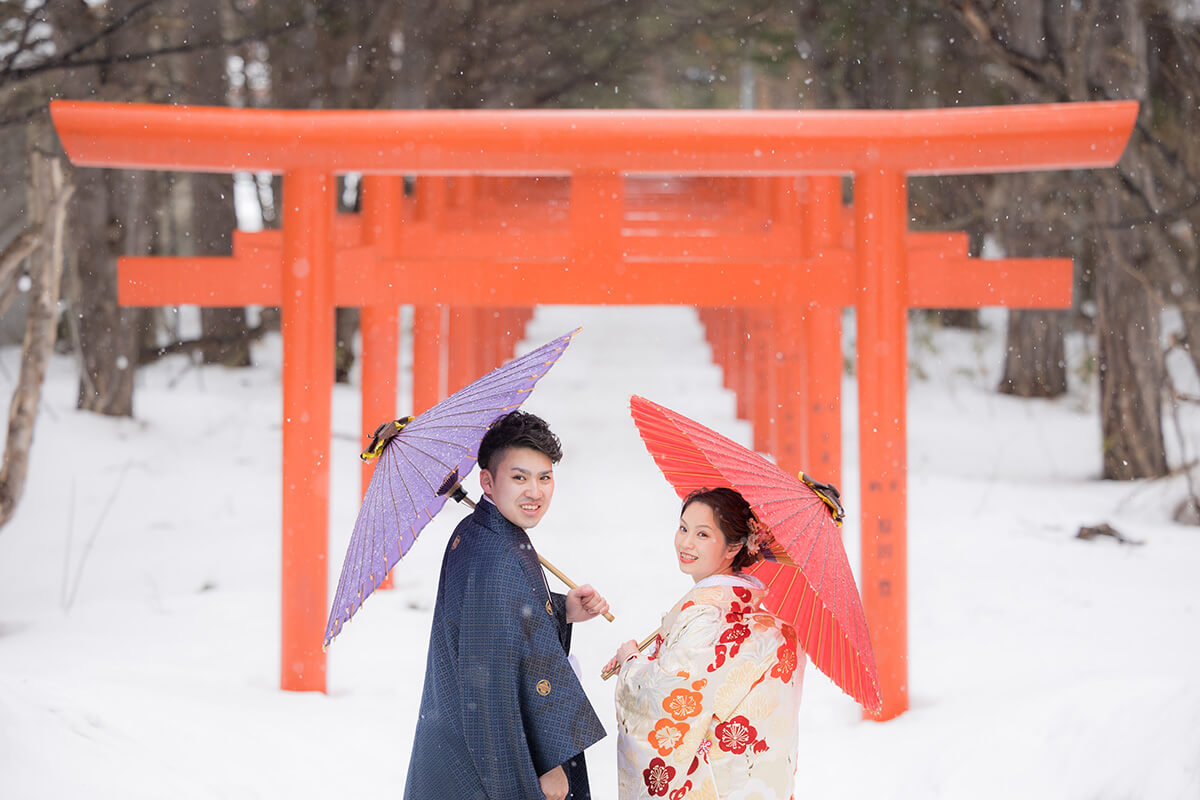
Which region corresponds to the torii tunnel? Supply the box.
[51,99,1136,720]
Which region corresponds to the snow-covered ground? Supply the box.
[1,305,1198,799]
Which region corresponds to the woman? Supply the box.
[604,487,804,800]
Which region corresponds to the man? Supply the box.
[404,411,608,800]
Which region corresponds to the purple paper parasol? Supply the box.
[324,327,579,649]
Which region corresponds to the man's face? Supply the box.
[479,446,555,529]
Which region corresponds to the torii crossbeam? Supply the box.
[52,100,1136,720]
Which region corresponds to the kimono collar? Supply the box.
[472,495,523,538]
[694,573,766,591]
[470,490,553,612]
[665,572,768,631]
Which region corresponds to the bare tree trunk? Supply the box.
[71,169,141,416]
[1092,1,1168,479]
[335,307,359,384]
[186,0,250,367]
[999,309,1067,397]
[398,0,435,108]
[51,1,164,417]
[950,0,1169,466]
[996,199,1068,397]
[194,153,249,364]
[990,3,1070,398]
[0,151,73,529]
[1095,180,1167,479]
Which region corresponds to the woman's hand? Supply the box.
[601,639,640,677]
[616,638,640,662]
[566,584,610,623]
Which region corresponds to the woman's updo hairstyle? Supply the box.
[681,487,761,572]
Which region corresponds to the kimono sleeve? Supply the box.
[614,604,726,784]
[549,590,573,653]
[457,550,603,799]
[615,601,777,797]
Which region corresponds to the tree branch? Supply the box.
[0,229,43,318]
[2,0,340,86]
[0,0,160,85]
[138,321,273,366]
[0,0,54,77]
[0,158,75,317]
[948,0,1067,101]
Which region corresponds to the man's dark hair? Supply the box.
[477,410,563,472]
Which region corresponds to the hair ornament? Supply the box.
[745,516,772,558]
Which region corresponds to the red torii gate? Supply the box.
[51,100,1135,720]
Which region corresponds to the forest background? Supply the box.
[1,0,1198,529]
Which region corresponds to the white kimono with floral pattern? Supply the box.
[614,575,804,800]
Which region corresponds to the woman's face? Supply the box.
[675,501,742,582]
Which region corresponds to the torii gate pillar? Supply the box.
[855,168,910,715]
[279,169,335,691]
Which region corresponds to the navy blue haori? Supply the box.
[404,500,605,800]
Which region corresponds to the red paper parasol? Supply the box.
[629,395,882,714]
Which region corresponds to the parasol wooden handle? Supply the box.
[538,554,615,622]
[601,631,659,680]
[448,491,475,510]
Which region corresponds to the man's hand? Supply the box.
[539,764,569,800]
[565,584,609,623]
